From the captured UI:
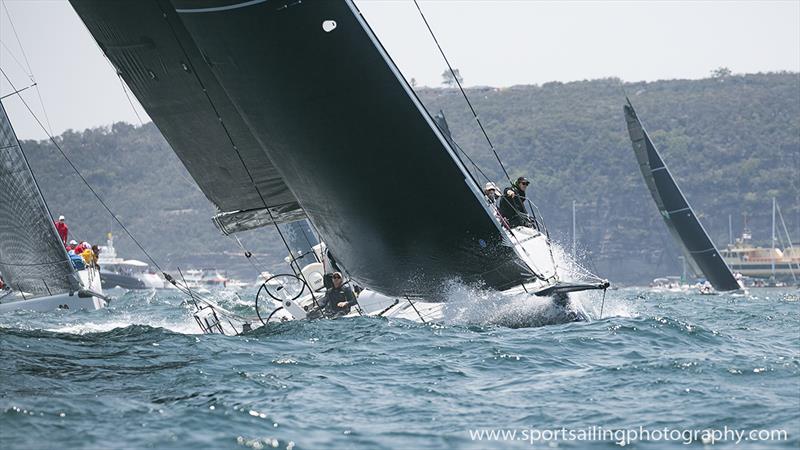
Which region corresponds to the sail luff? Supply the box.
[623,99,740,291]
[0,101,80,296]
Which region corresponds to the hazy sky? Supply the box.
[1,0,798,139]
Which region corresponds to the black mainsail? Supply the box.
[0,101,80,296]
[69,0,304,233]
[71,0,537,297]
[623,100,739,291]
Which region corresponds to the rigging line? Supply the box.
[117,74,144,127]
[775,202,799,280]
[1,1,33,76]
[435,122,493,184]
[0,40,30,79]
[75,9,148,131]
[0,0,53,134]
[154,2,315,293]
[412,0,512,185]
[1,0,53,136]
[599,287,607,319]
[232,234,270,274]
[0,66,165,275]
[0,81,35,100]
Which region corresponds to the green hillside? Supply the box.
[18,72,800,284]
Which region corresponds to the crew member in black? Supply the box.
[499,176,534,228]
[321,272,357,317]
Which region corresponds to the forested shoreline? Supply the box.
[20,72,799,284]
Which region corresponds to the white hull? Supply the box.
[140,272,167,289]
[0,291,105,312]
[0,267,107,313]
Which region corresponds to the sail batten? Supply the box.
[624,100,740,291]
[0,101,80,296]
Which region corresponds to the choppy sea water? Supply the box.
[1,286,798,449]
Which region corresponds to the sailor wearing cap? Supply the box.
[483,181,501,206]
[319,272,357,317]
[499,176,534,228]
[54,215,69,245]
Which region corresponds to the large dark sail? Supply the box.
[624,100,739,291]
[170,0,536,297]
[70,0,535,297]
[0,101,80,296]
[69,0,304,232]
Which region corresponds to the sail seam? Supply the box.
[667,207,691,214]
[688,248,717,254]
[0,260,74,267]
[175,0,267,14]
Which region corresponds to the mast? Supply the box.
[772,197,776,279]
[728,214,733,246]
[775,199,799,283]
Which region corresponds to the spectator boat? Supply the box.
[98,233,167,289]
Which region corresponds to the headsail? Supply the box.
[623,100,739,291]
[0,101,80,296]
[69,0,303,232]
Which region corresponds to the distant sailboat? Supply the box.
[623,99,740,292]
[0,101,107,312]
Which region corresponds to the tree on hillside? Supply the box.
[410,77,418,88]
[441,69,464,87]
[711,67,732,78]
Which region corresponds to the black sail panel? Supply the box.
[170,0,532,297]
[69,0,302,228]
[624,100,739,291]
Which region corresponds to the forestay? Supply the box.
[624,100,740,291]
[0,102,79,296]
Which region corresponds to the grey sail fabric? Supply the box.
[0,102,79,296]
[212,206,307,237]
[168,0,534,297]
[624,100,740,291]
[69,0,302,232]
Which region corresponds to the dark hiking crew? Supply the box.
[496,176,538,229]
[313,271,357,318]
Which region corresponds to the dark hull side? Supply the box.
[100,272,147,290]
[169,0,531,297]
[624,101,739,291]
